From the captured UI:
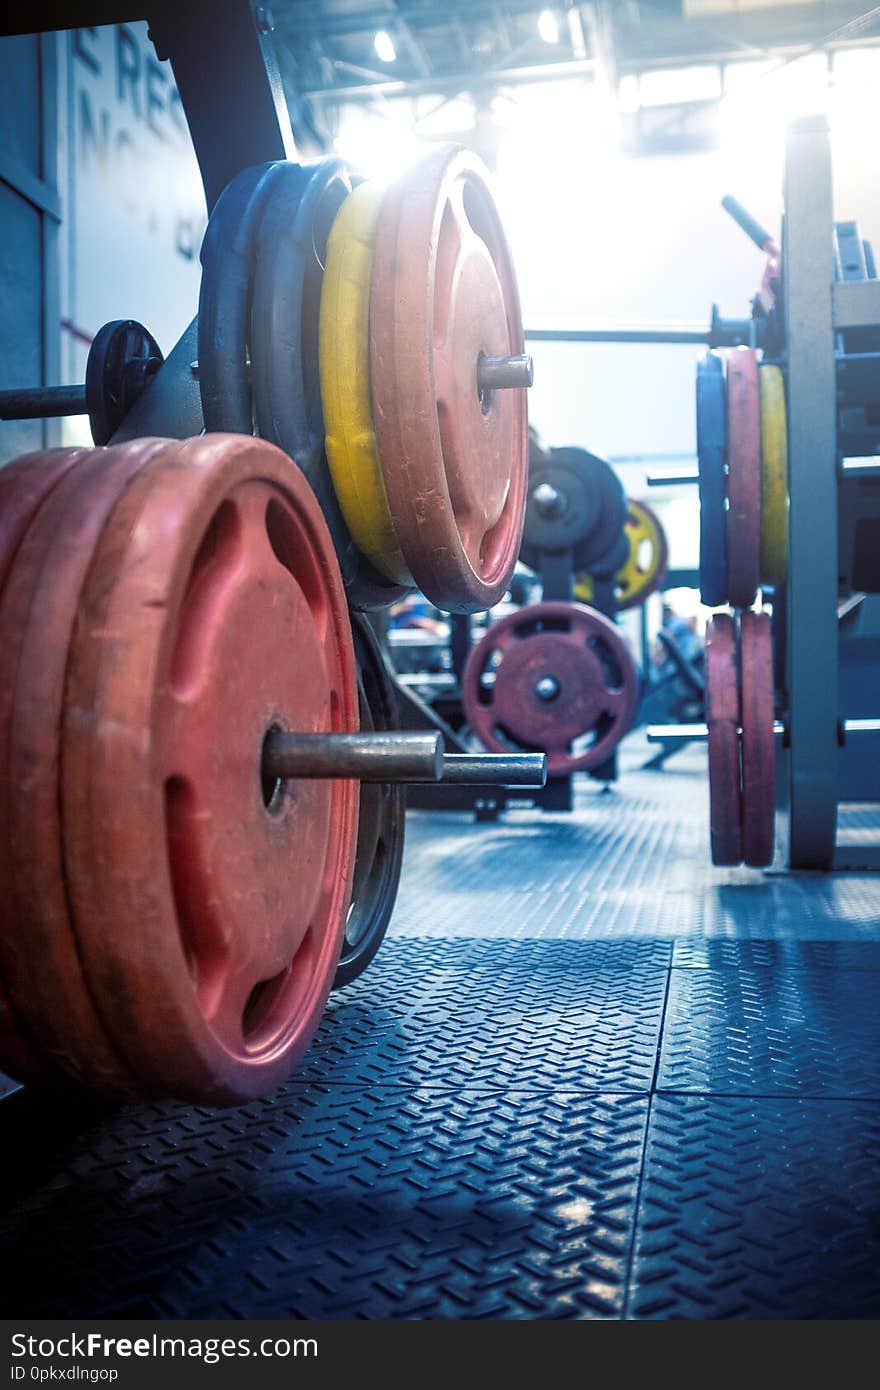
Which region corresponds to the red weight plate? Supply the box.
[726,347,761,609]
[705,613,742,866]
[0,447,91,1084]
[0,440,174,1093]
[0,448,89,582]
[740,610,775,867]
[370,143,527,613]
[462,601,638,775]
[61,435,359,1104]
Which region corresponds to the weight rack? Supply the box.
[783,117,880,869]
[528,118,880,872]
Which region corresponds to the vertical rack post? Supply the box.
[783,116,839,868]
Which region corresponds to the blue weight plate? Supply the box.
[249,161,408,612]
[696,351,728,607]
[197,161,287,433]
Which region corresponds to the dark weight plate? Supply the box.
[85,320,163,445]
[520,447,625,572]
[589,530,630,580]
[571,451,627,571]
[249,160,409,612]
[334,615,405,989]
[198,161,286,433]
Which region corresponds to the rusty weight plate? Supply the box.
[462,601,639,775]
[740,610,775,868]
[370,144,528,613]
[705,612,743,866]
[61,434,359,1105]
[726,347,761,609]
[0,447,92,1085]
[0,441,174,1094]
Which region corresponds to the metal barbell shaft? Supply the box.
[0,385,87,421]
[262,733,549,787]
[646,473,699,488]
[441,754,547,787]
[263,731,444,783]
[477,353,534,390]
[646,719,880,743]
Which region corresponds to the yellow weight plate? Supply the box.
[319,183,411,585]
[615,500,667,609]
[573,572,593,603]
[759,363,788,587]
[574,500,668,611]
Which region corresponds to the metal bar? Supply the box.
[646,720,880,743]
[302,57,596,102]
[263,731,444,784]
[0,4,295,211]
[720,195,776,252]
[0,4,143,34]
[396,672,456,690]
[277,0,558,40]
[841,460,880,477]
[0,385,86,420]
[526,312,759,349]
[784,115,839,869]
[525,325,710,345]
[834,844,880,869]
[647,722,765,742]
[148,0,295,212]
[440,754,547,787]
[646,472,699,487]
[0,154,62,221]
[40,30,62,449]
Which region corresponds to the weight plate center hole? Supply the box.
[476,351,492,416]
[260,722,286,816]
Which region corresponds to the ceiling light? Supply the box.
[538,10,559,44]
[374,30,396,63]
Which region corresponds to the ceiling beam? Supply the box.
[303,54,597,103]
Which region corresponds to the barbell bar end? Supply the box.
[477,353,534,392]
[440,753,547,787]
